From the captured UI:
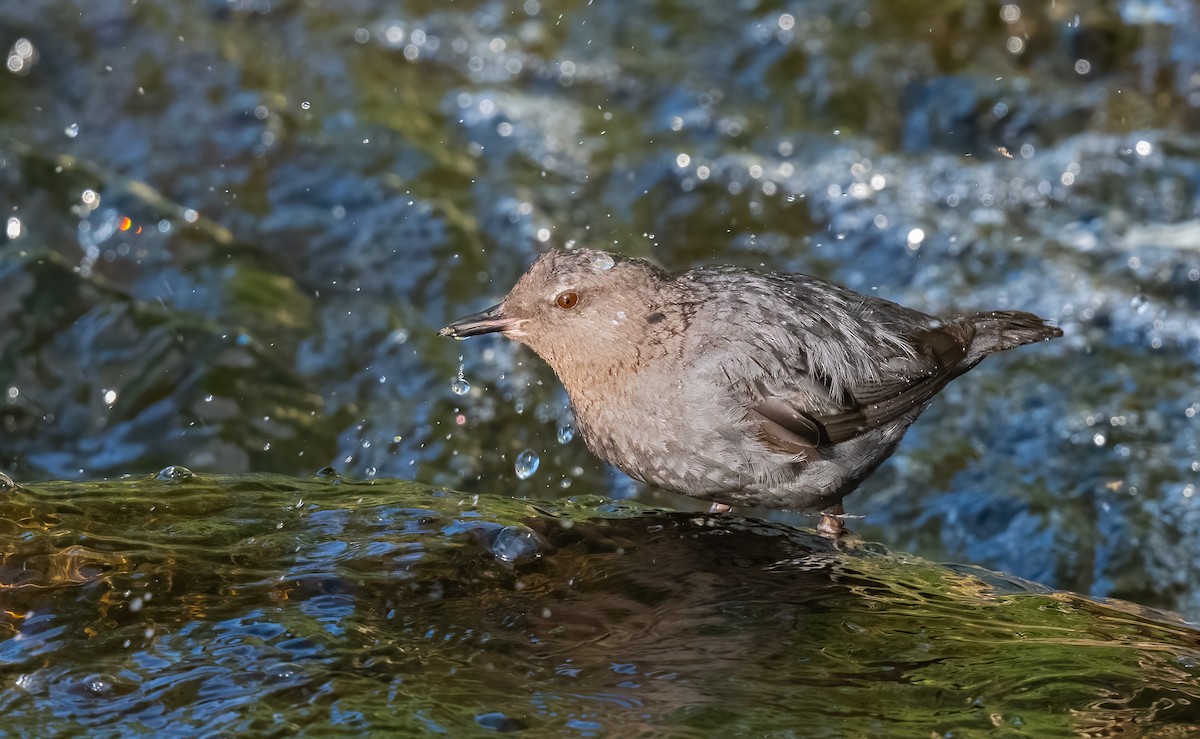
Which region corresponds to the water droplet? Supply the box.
[103,389,118,406]
[489,525,546,564]
[64,123,79,138]
[84,676,114,695]
[557,423,575,444]
[451,361,470,395]
[515,449,540,480]
[156,465,193,481]
[589,252,615,271]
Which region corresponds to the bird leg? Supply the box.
[817,503,846,538]
[708,502,733,514]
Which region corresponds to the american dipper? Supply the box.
[440,248,1062,534]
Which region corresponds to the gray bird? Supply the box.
[440,248,1062,534]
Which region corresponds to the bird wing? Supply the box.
[750,320,976,453]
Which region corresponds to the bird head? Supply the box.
[440,248,673,372]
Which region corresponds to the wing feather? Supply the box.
[750,320,976,450]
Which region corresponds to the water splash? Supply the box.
[488,525,547,564]
[514,449,540,480]
[156,465,194,481]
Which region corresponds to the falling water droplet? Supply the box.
[515,449,540,480]
[557,423,575,444]
[451,359,470,395]
[64,123,79,138]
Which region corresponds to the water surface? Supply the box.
[1,0,1199,631]
[2,472,1199,735]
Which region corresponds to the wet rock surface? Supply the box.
[1,0,1199,619]
[1,474,1199,735]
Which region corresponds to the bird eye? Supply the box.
[555,291,579,310]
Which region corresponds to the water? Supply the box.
[154,464,194,481]
[451,361,470,396]
[589,252,615,271]
[514,449,540,480]
[1,473,1198,735]
[3,1,1200,725]
[487,524,548,564]
[556,422,575,444]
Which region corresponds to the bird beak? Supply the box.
[439,304,516,339]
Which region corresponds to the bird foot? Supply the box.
[816,503,848,539]
[708,502,733,514]
[817,514,845,538]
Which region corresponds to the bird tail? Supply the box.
[964,310,1063,364]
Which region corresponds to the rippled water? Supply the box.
[6,2,1198,612]
[1,472,1199,735]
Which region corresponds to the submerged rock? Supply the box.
[0,474,1197,735]
[2,0,1200,623]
